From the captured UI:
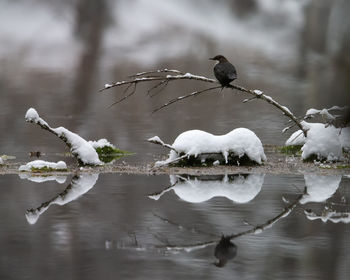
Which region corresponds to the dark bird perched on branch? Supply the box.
[210,55,237,87]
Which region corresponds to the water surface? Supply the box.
[1,173,349,279]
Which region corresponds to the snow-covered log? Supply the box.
[25,108,102,166]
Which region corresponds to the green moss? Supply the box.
[279,145,302,156]
[30,166,68,173]
[95,146,133,163]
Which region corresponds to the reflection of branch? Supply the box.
[100,70,307,136]
[25,174,99,224]
[156,188,306,252]
[153,212,219,238]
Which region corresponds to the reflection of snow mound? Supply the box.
[300,175,342,204]
[25,174,99,225]
[150,174,264,204]
[305,208,350,224]
[18,173,67,184]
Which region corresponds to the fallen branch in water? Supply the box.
[100,69,307,136]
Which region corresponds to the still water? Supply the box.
[1,173,349,279]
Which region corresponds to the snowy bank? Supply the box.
[25,108,125,165]
[149,174,264,204]
[150,128,266,166]
[19,160,67,172]
[286,122,350,161]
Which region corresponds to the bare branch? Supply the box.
[147,136,177,151]
[152,86,222,114]
[153,212,219,238]
[100,70,308,136]
[147,80,169,97]
[129,69,184,78]
[108,83,137,108]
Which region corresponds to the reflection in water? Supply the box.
[304,207,350,224]
[153,189,305,267]
[25,174,99,224]
[300,175,342,204]
[149,174,265,203]
[214,236,237,267]
[18,173,67,184]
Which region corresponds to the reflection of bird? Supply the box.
[210,55,237,87]
[214,235,237,267]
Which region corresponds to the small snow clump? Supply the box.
[88,138,115,149]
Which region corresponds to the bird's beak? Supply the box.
[209,57,214,60]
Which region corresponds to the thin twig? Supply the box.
[153,212,219,238]
[152,86,222,114]
[108,83,137,108]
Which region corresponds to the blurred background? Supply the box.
[1,0,349,163]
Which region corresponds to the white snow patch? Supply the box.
[19,160,67,172]
[253,89,263,96]
[285,130,305,146]
[281,106,292,115]
[300,174,342,204]
[286,122,349,161]
[156,128,266,166]
[88,138,115,149]
[25,108,40,122]
[301,122,342,161]
[53,127,102,165]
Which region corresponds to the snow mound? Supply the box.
[157,128,266,166]
[19,160,67,172]
[149,174,264,204]
[25,108,102,165]
[286,122,349,161]
[300,174,342,204]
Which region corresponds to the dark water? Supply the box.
[1,173,349,279]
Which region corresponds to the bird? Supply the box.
[209,55,237,87]
[214,235,237,267]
